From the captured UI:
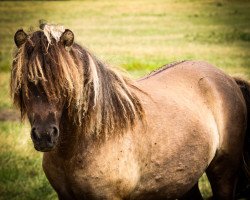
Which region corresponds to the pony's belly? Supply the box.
[129,132,214,199]
[130,186,188,200]
[130,167,204,199]
[66,174,194,200]
[62,129,214,199]
[66,173,137,200]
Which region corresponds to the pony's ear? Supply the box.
[60,29,74,47]
[14,29,28,48]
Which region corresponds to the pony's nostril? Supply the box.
[31,127,39,141]
[52,126,59,138]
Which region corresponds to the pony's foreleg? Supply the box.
[179,183,203,200]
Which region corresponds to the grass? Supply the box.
[0,0,250,199]
[1,0,250,75]
[0,73,13,111]
[0,122,56,200]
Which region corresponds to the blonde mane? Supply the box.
[11,26,144,139]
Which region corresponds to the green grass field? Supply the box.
[0,0,250,199]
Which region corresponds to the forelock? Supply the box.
[42,24,65,44]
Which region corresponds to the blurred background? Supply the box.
[0,0,249,199]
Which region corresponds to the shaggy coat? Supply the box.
[11,25,250,200]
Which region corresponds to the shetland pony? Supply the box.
[11,24,250,199]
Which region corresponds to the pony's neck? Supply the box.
[55,109,88,158]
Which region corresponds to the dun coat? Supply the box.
[11,24,250,200]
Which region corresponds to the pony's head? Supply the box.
[11,25,84,151]
[11,24,144,152]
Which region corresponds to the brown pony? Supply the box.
[11,24,250,200]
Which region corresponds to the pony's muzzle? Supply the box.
[31,125,59,152]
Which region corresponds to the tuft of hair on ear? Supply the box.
[14,29,28,48]
[60,29,74,47]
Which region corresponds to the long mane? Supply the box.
[11,26,144,138]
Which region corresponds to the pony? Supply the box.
[11,24,250,200]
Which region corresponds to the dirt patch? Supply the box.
[0,109,20,121]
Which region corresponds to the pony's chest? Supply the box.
[62,147,140,199]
